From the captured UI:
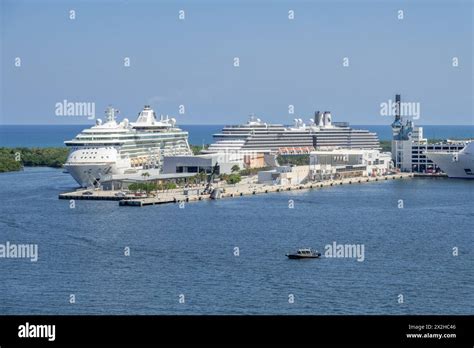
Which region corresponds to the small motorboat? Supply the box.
[286,248,321,259]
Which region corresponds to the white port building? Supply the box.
[258,165,311,186]
[309,148,392,180]
[161,154,238,175]
[390,94,468,173]
[258,148,391,185]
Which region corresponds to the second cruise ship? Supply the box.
[64,105,192,187]
[205,111,380,155]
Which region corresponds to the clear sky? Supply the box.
[1,0,472,125]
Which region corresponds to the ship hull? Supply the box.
[426,152,474,179]
[64,163,118,187]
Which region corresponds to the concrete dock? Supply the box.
[58,173,414,207]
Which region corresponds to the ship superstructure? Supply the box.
[64,105,191,187]
[205,111,380,155]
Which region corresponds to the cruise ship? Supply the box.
[64,105,192,187]
[426,142,474,179]
[204,111,380,154]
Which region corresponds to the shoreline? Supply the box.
[0,147,68,173]
[58,173,415,207]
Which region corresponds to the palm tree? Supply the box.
[199,171,207,185]
[141,172,151,195]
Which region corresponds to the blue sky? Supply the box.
[1,0,472,125]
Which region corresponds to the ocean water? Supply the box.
[0,125,224,148]
[0,125,472,148]
[0,167,472,314]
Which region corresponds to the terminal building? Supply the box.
[162,151,271,176]
[391,95,467,173]
[258,165,311,185]
[162,154,235,175]
[309,148,392,180]
[258,148,392,185]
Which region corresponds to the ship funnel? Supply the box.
[323,111,332,126]
[315,111,324,126]
[105,106,118,123]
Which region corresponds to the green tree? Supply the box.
[231,164,240,173]
[128,183,139,192]
[165,182,177,190]
[226,174,241,185]
[276,154,309,166]
[198,171,207,184]
[379,141,391,152]
[0,149,23,172]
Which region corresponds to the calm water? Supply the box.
[0,125,473,147]
[0,167,472,314]
[0,125,223,148]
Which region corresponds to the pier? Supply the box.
[58,173,414,207]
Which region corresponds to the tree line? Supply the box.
[0,147,69,173]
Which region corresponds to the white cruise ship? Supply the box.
[64,105,192,187]
[204,111,380,155]
[426,142,474,179]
